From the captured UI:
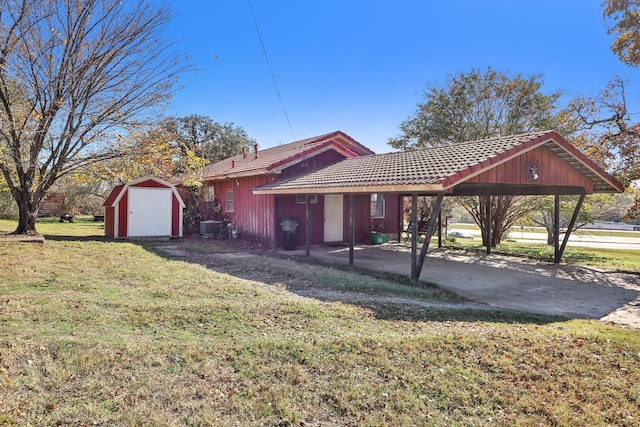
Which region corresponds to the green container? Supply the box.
[369,232,387,245]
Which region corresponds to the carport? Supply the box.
[253,131,624,279]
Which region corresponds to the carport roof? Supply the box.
[252,130,624,195]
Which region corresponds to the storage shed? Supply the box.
[103,176,185,238]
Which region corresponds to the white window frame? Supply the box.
[370,194,385,218]
[296,195,318,204]
[226,190,234,212]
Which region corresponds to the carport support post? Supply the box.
[397,195,403,242]
[349,194,355,265]
[554,194,560,263]
[484,196,492,254]
[411,194,418,278]
[555,194,585,264]
[305,196,311,258]
[273,196,279,250]
[437,211,442,248]
[413,193,444,280]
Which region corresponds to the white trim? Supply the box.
[110,176,186,208]
[370,193,385,218]
[296,194,318,204]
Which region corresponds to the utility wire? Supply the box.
[247,0,296,141]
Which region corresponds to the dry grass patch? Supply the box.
[0,223,639,426]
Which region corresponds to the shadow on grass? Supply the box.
[43,234,113,242]
[144,238,568,326]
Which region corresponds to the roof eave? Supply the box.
[442,131,625,193]
[252,183,447,195]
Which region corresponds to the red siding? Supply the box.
[203,180,401,247]
[200,149,402,247]
[171,194,181,237]
[118,190,128,238]
[131,179,168,188]
[276,195,324,247]
[344,194,400,244]
[467,146,594,192]
[208,176,275,246]
[279,150,348,180]
[104,206,115,237]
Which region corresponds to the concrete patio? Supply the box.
[281,243,640,329]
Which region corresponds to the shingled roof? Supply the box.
[201,130,374,181]
[252,131,624,195]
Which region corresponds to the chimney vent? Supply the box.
[254,143,259,159]
[242,147,247,158]
[231,160,235,168]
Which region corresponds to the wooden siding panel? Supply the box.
[104,206,115,237]
[117,190,128,238]
[279,150,347,179]
[171,195,181,237]
[131,179,168,188]
[213,176,275,246]
[367,193,400,241]
[357,194,371,243]
[276,195,324,247]
[467,146,595,191]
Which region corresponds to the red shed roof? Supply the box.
[253,131,624,195]
[201,131,374,181]
[103,176,185,207]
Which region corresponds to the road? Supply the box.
[448,229,640,251]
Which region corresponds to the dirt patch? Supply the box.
[155,245,188,257]
[210,253,256,260]
[0,233,45,243]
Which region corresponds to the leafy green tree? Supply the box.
[0,0,186,234]
[85,121,207,187]
[603,0,640,66]
[524,193,635,244]
[171,115,256,166]
[389,68,562,150]
[389,68,563,246]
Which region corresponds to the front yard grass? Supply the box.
[0,218,639,426]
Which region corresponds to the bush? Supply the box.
[0,189,17,219]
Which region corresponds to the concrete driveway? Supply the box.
[286,243,640,329]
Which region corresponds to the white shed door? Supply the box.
[128,187,172,237]
[323,194,343,242]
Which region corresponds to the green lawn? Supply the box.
[1,218,639,426]
[442,236,640,273]
[451,222,640,239]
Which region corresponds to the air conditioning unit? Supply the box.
[200,220,222,236]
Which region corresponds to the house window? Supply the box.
[370,194,385,218]
[296,195,318,204]
[226,190,234,212]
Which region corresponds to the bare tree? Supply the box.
[563,77,639,186]
[0,0,187,234]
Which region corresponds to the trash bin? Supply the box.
[280,217,298,250]
[369,231,387,245]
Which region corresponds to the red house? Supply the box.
[199,131,400,248]
[103,176,186,238]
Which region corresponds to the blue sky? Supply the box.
[168,0,640,154]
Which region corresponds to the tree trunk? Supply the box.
[547,229,555,245]
[15,204,38,234]
[12,186,40,235]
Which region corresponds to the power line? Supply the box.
[247,0,296,141]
